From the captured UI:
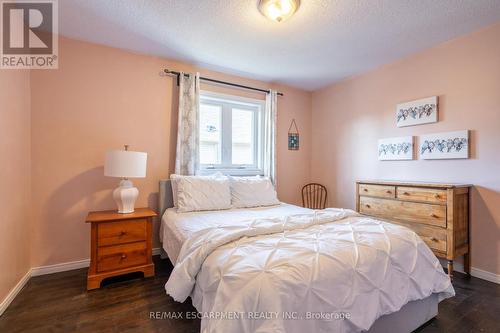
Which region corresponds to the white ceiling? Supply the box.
[58,0,500,91]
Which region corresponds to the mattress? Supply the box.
[160,203,312,264]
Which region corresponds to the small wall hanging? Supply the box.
[378,136,414,160]
[288,119,299,150]
[396,96,438,127]
[419,130,469,160]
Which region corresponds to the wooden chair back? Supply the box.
[302,183,327,209]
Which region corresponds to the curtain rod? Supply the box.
[163,69,284,96]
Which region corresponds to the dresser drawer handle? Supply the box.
[365,204,371,208]
[386,190,392,194]
[363,188,368,192]
[430,214,439,218]
[430,237,439,242]
[434,194,441,199]
[121,254,127,260]
[119,231,127,236]
[403,192,410,195]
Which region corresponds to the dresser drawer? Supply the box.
[388,220,447,253]
[397,187,447,204]
[420,228,447,253]
[97,219,147,246]
[360,196,447,228]
[97,241,147,272]
[358,184,395,198]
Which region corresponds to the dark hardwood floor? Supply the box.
[0,256,498,333]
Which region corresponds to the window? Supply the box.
[199,92,264,175]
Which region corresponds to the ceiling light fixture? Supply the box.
[258,0,300,23]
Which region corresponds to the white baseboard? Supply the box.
[31,259,90,277]
[471,267,500,284]
[439,259,500,284]
[0,270,31,316]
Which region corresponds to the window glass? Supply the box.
[199,103,222,165]
[232,109,254,165]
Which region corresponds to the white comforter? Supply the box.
[165,208,454,333]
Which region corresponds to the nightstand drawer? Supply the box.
[97,242,147,272]
[397,187,447,204]
[359,184,395,198]
[97,219,147,246]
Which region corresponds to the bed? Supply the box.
[158,180,454,333]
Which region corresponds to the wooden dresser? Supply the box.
[86,208,156,290]
[356,180,470,278]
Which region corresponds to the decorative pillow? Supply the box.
[175,175,231,213]
[170,172,224,208]
[229,176,280,208]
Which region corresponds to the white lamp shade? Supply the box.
[104,150,147,178]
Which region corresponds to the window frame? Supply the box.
[199,91,265,176]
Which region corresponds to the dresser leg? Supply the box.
[447,260,454,280]
[464,253,471,276]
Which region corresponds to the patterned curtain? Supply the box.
[263,90,278,184]
[175,72,200,175]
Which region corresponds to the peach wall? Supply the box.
[0,70,31,303]
[30,37,311,267]
[311,23,500,276]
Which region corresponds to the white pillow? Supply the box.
[170,172,224,208]
[229,176,280,208]
[175,175,231,213]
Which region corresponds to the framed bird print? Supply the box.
[396,96,438,127]
[419,130,469,159]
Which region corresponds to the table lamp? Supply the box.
[104,145,147,213]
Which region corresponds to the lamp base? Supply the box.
[113,179,139,213]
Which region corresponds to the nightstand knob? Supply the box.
[403,192,410,195]
[386,190,392,194]
[430,213,439,218]
[363,188,368,192]
[121,254,127,259]
[430,237,438,242]
[434,194,440,199]
[120,231,127,236]
[365,204,371,208]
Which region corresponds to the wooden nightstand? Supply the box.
[85,208,157,290]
